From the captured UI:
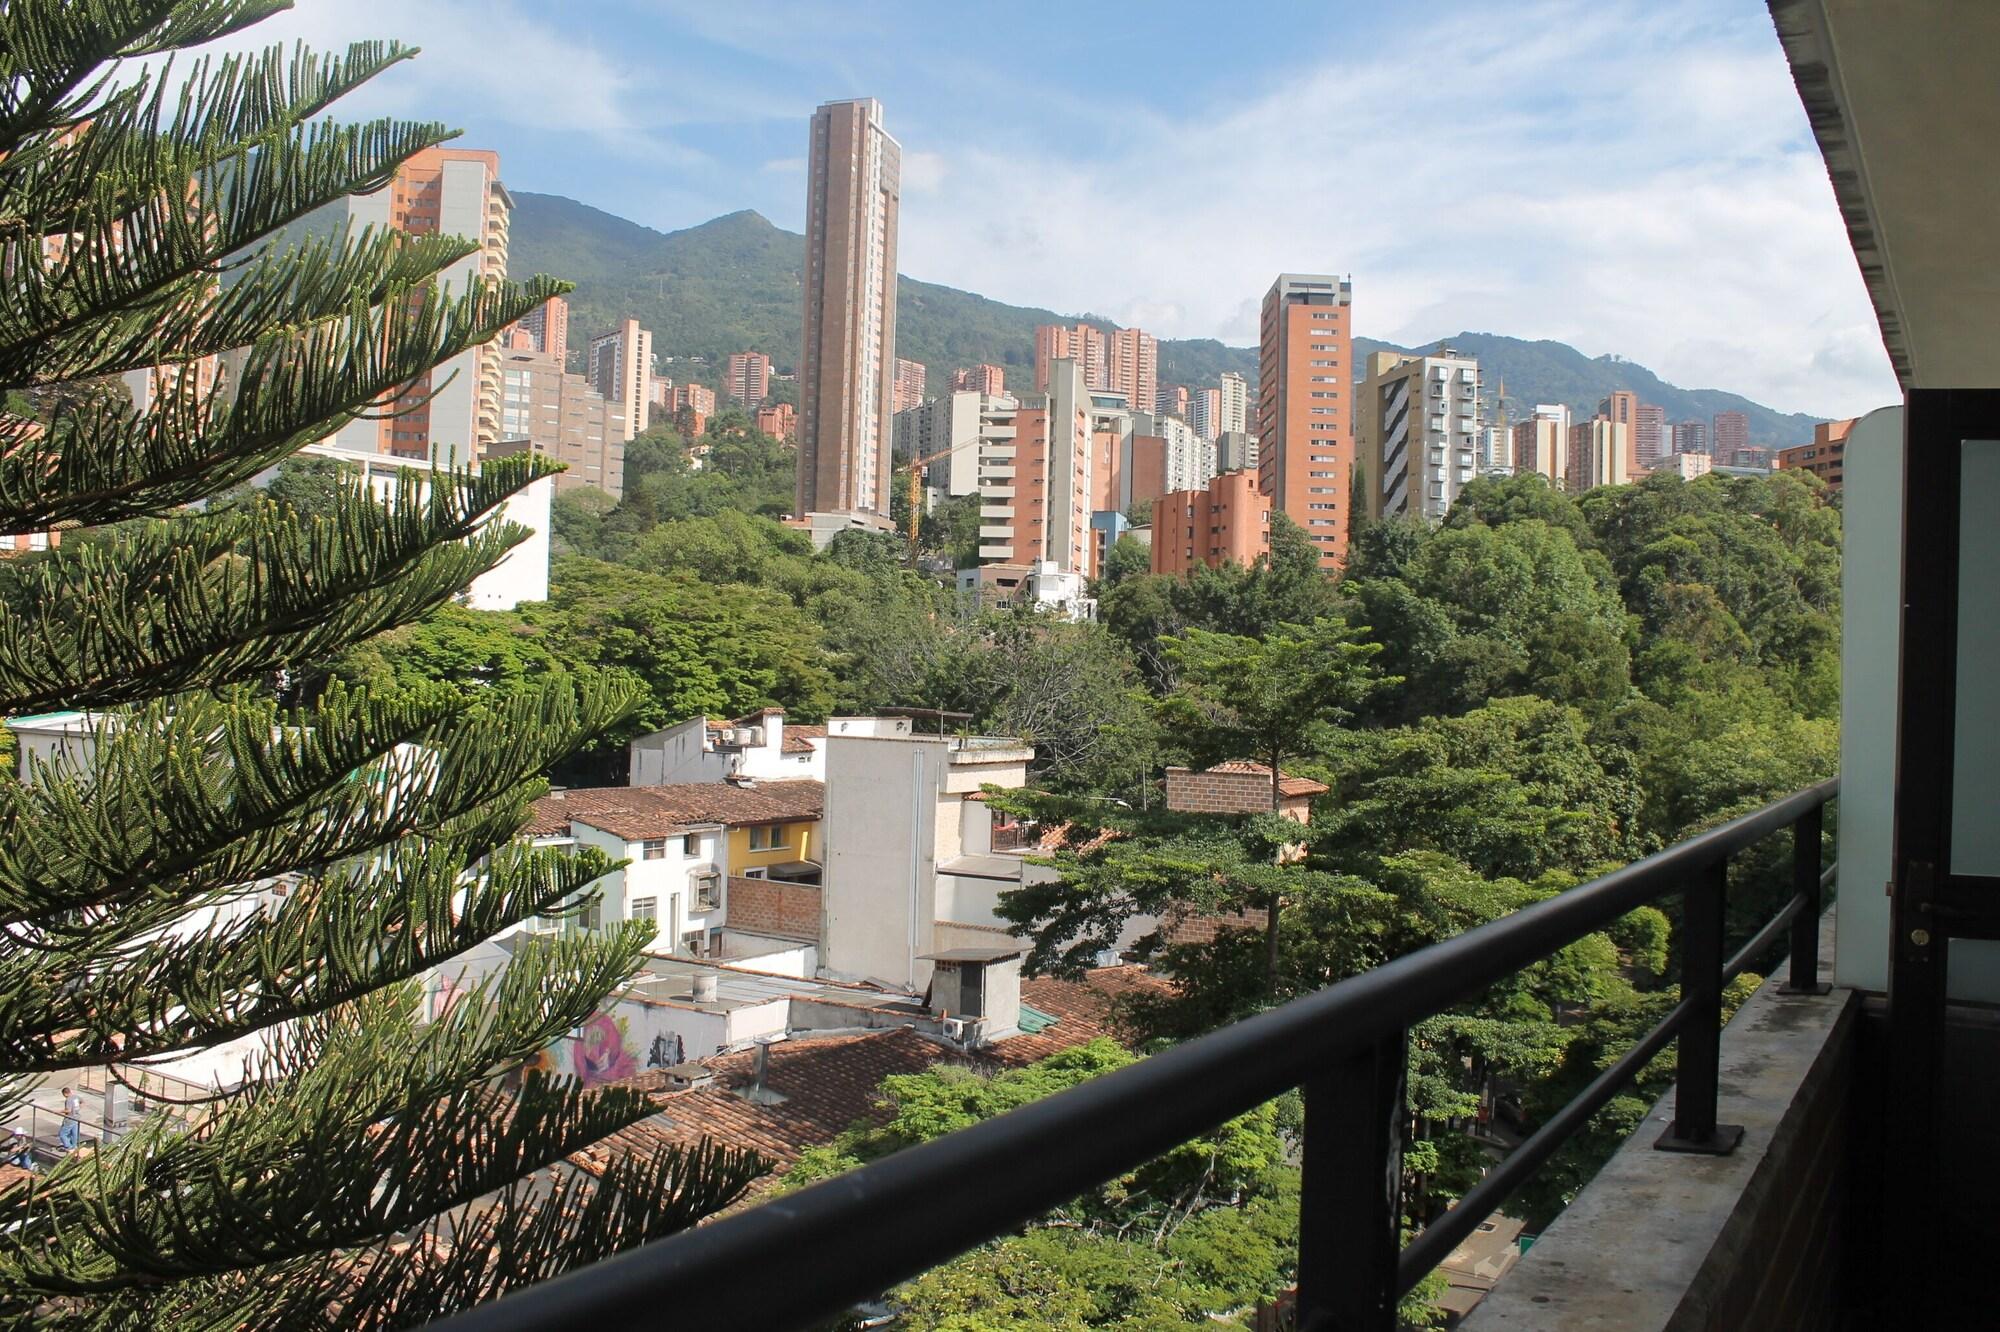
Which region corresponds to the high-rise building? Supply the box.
[1110,328,1158,427]
[672,382,718,418]
[1569,416,1631,490]
[1152,470,1271,576]
[487,346,626,500]
[1597,390,1641,474]
[1673,420,1709,455]
[520,295,568,366]
[1217,431,1259,474]
[951,364,1006,395]
[800,97,900,525]
[1712,410,1750,459]
[1659,450,1714,479]
[1256,273,1352,569]
[1512,404,1572,486]
[726,351,772,408]
[331,147,512,460]
[1187,386,1222,441]
[1356,347,1481,523]
[1129,412,1216,502]
[892,357,927,414]
[1034,323,1107,393]
[1633,403,1668,470]
[1155,382,1189,419]
[587,317,653,441]
[978,359,1091,575]
[892,389,1018,498]
[1479,424,1513,474]
[1218,371,1251,438]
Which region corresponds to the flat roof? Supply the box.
[917,945,1027,964]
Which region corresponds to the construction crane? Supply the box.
[903,432,994,567]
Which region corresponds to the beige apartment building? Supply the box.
[799,97,901,527]
[521,295,568,366]
[1257,273,1352,569]
[588,317,653,442]
[330,147,511,461]
[1218,370,1251,437]
[1511,403,1572,487]
[1355,347,1482,523]
[488,346,626,500]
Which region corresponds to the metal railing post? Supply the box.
[1297,1029,1406,1331]
[1657,857,1744,1155]
[1783,802,1833,994]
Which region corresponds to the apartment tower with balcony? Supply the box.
[1257,273,1353,569]
[1356,347,1483,523]
[799,98,901,527]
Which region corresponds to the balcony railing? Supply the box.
[435,780,1838,1332]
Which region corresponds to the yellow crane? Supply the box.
[904,432,994,566]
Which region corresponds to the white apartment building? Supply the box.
[1218,370,1251,437]
[892,390,1019,499]
[976,359,1093,576]
[1479,424,1514,475]
[1358,348,1482,523]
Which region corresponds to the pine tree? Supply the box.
[0,3,759,1326]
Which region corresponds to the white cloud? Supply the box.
[900,150,947,194]
[762,157,807,174]
[890,0,1897,418]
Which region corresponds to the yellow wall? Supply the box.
[726,819,819,873]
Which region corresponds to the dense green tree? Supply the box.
[0,8,756,1325]
[1159,617,1387,982]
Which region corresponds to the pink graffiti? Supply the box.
[574,1011,637,1086]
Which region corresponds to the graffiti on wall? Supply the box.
[574,1010,638,1086]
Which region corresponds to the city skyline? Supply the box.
[190,0,1899,421]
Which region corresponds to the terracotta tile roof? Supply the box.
[1204,760,1330,798]
[570,969,1171,1185]
[781,723,826,755]
[571,1027,949,1180]
[528,780,824,843]
[997,966,1169,1064]
[1032,821,1123,856]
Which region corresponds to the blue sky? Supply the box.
[211,0,1898,417]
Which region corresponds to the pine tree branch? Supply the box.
[0,456,558,713]
[0,260,570,533]
[0,836,629,1069]
[0,675,633,930]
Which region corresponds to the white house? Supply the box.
[627,708,829,786]
[523,779,825,958]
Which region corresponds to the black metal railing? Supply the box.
[436,779,1839,1332]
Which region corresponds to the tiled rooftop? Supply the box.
[1197,760,1331,798]
[528,779,824,841]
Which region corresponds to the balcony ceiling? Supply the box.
[1772,0,2000,388]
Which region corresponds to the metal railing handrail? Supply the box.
[433,778,1839,1332]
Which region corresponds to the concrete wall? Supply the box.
[1835,405,2000,1000]
[821,735,944,991]
[1468,915,1858,1331]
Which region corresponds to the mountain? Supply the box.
[508,193,1822,446]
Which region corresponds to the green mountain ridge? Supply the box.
[508,192,1824,447]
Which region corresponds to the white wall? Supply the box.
[821,736,942,991]
[1837,405,2000,1000]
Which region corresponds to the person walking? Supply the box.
[58,1086,79,1151]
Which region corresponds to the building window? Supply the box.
[692,870,721,912]
[630,896,657,924]
[681,833,699,856]
[749,824,789,852]
[642,838,668,860]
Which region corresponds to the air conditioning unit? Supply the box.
[741,726,764,747]
[941,1017,968,1041]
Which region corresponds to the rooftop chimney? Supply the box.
[690,972,718,1004]
[743,1034,787,1106]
